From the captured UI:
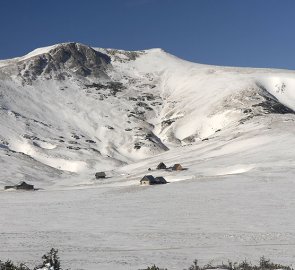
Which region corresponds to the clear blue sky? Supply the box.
[1,0,295,69]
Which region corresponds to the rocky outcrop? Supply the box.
[4,43,112,83]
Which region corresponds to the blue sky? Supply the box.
[1,0,295,69]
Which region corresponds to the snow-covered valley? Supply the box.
[1,42,295,269]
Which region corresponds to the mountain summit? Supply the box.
[0,42,111,83]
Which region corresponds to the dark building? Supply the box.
[95,172,106,179]
[154,176,167,184]
[140,175,155,185]
[156,162,167,170]
[16,181,34,190]
[4,181,34,190]
[172,164,183,171]
[140,175,167,185]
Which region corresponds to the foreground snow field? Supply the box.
[1,174,295,270]
[0,42,295,269]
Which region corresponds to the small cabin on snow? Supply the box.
[140,175,167,185]
[140,175,155,185]
[154,176,167,184]
[156,162,167,170]
[4,181,34,191]
[172,164,183,171]
[95,172,106,179]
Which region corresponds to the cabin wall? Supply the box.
[141,180,150,185]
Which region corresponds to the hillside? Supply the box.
[0,42,294,188]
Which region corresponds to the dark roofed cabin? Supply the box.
[5,181,34,190]
[16,181,34,190]
[154,176,167,184]
[172,163,183,171]
[140,175,167,185]
[140,175,155,185]
[95,172,106,179]
[156,162,167,170]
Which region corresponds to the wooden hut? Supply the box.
[172,164,183,171]
[156,162,167,170]
[95,172,106,179]
[140,175,155,185]
[16,181,34,190]
[154,176,167,184]
[5,181,34,190]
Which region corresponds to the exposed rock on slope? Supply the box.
[0,42,111,83]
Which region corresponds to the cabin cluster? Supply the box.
[140,162,186,186]
[2,163,185,190]
[93,162,185,187]
[156,162,184,171]
[4,181,34,191]
[140,175,167,185]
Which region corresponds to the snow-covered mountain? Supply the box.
[0,42,295,188]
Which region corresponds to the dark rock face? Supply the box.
[255,84,295,115]
[17,43,111,83]
[253,96,294,114]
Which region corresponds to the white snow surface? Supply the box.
[0,43,295,269]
